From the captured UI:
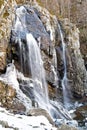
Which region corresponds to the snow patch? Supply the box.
[0,107,57,130]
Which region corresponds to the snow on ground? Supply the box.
[0,107,57,130]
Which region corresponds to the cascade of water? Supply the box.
[15,5,50,111]
[14,6,27,73]
[25,33,71,120]
[18,38,23,72]
[51,49,58,87]
[15,6,26,32]
[58,23,71,109]
[13,5,72,120]
[26,33,49,107]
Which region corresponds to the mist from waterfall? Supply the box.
[58,23,71,109]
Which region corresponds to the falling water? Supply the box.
[18,38,23,72]
[12,5,72,120]
[14,6,27,73]
[51,49,58,87]
[58,23,71,109]
[14,5,50,111]
[15,6,26,31]
[26,33,49,107]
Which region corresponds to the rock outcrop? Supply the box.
[0,1,87,130]
[0,80,16,108]
[0,0,16,72]
[60,19,87,96]
[9,3,58,88]
[8,1,87,97]
[0,78,26,113]
[36,0,87,68]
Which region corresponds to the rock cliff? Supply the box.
[0,1,87,130]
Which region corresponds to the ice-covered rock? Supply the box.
[0,107,57,130]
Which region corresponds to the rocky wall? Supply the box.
[0,0,87,103]
[9,2,87,97]
[36,0,87,68]
[60,19,87,97]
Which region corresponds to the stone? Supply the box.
[0,52,6,71]
[0,0,16,72]
[27,108,54,125]
[58,124,78,130]
[0,40,8,72]
[0,81,16,107]
[0,106,57,130]
[0,80,26,113]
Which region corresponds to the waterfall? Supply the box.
[15,6,26,31]
[12,5,72,120]
[51,49,58,87]
[14,6,49,108]
[14,5,50,112]
[58,23,71,109]
[14,6,27,73]
[26,33,49,107]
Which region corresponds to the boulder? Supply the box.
[58,124,78,130]
[27,108,54,125]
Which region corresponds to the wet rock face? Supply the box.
[9,3,87,97]
[36,0,87,69]
[9,5,58,87]
[60,19,87,96]
[70,0,87,66]
[10,6,51,56]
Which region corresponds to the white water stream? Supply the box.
[15,6,49,110]
[58,23,71,109]
[26,33,49,107]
